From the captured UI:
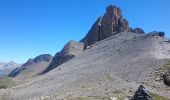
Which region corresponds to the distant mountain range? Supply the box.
[0,61,21,77]
[8,54,53,80]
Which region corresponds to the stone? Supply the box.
[131,85,153,100]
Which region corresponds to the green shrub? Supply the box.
[151,93,169,100]
[0,77,15,88]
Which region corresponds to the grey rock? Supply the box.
[129,28,145,34]
[147,31,165,37]
[131,85,153,100]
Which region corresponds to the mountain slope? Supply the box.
[8,54,53,80]
[2,5,170,100]
[42,40,84,74]
[4,32,170,100]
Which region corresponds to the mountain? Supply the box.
[42,40,84,74]
[81,5,144,48]
[2,5,170,100]
[0,61,20,77]
[8,54,53,80]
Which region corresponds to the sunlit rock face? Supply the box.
[81,5,129,47]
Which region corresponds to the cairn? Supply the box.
[130,85,152,100]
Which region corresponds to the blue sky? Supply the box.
[0,0,170,63]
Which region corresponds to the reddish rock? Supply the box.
[82,5,129,47]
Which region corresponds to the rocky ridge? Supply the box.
[42,40,84,74]
[8,54,53,79]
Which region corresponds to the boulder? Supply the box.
[163,72,170,86]
[131,85,153,100]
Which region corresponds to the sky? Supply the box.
[0,0,170,63]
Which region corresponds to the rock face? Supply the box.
[8,54,53,79]
[42,40,84,74]
[81,5,129,47]
[163,72,170,86]
[131,85,153,100]
[81,5,144,47]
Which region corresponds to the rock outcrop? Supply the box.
[129,28,145,34]
[42,40,84,74]
[81,5,145,48]
[8,54,53,79]
[81,5,129,47]
[147,31,165,37]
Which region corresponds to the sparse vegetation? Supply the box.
[105,73,113,81]
[71,96,110,100]
[163,59,170,69]
[0,77,15,88]
[151,93,169,100]
[112,89,122,94]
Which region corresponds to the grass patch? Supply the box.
[68,97,91,100]
[105,73,113,81]
[163,59,170,70]
[0,76,15,88]
[91,96,110,100]
[151,93,169,100]
[112,89,122,94]
[67,96,110,100]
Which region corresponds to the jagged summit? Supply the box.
[81,5,144,47]
[105,5,122,18]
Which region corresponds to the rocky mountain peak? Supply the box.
[60,40,84,56]
[34,54,53,63]
[105,5,122,18]
[22,54,53,67]
[81,5,130,47]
